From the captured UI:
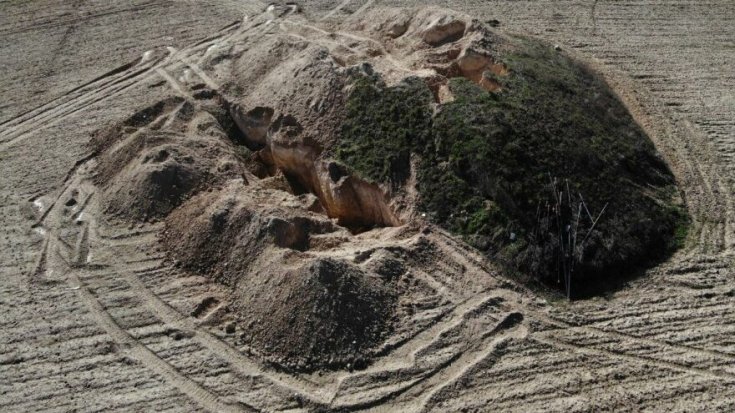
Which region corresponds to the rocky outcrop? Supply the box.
[456,48,508,91]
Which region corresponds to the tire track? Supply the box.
[122,270,334,407]
[179,56,220,90]
[336,312,527,412]
[68,267,249,413]
[27,164,252,411]
[155,66,195,102]
[532,334,735,382]
[321,0,353,21]
[0,17,251,153]
[331,295,509,408]
[417,323,528,413]
[0,56,163,148]
[0,57,140,129]
[530,308,735,377]
[351,0,375,18]
[59,215,252,412]
[0,1,167,37]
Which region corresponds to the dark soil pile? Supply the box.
[90,97,248,222]
[162,184,398,371]
[236,257,396,371]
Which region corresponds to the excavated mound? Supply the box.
[91,96,248,221]
[219,5,685,294]
[88,5,689,372]
[225,40,401,229]
[161,180,341,280]
[162,181,398,370]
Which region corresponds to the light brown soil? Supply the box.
[1,1,734,412]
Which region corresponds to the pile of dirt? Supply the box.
[237,257,396,370]
[86,5,689,374]
[90,95,249,221]
[224,39,402,229]
[161,180,339,280]
[162,181,398,370]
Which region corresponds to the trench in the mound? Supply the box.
[221,99,401,233]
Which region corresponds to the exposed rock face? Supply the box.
[265,130,401,228]
[456,48,508,91]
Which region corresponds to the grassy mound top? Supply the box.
[336,36,687,297]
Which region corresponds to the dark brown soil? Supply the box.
[162,183,399,371]
[237,257,396,371]
[90,97,248,221]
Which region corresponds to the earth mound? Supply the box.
[162,181,398,370]
[90,95,249,221]
[87,4,690,371]
[332,8,688,296]
[238,257,396,370]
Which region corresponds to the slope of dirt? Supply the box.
[91,95,250,221]
[2,1,734,413]
[330,7,685,295]
[162,180,400,371]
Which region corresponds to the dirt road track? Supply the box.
[1,1,734,411]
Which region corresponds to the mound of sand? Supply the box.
[85,5,687,373]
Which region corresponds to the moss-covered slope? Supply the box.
[336,36,687,296]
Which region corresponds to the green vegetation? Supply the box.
[337,76,433,187]
[336,36,688,297]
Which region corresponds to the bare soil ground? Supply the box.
[1,1,734,412]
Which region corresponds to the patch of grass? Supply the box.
[668,204,691,250]
[336,76,433,187]
[336,36,688,296]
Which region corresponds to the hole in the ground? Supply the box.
[193,89,217,100]
[283,171,310,195]
[328,162,348,183]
